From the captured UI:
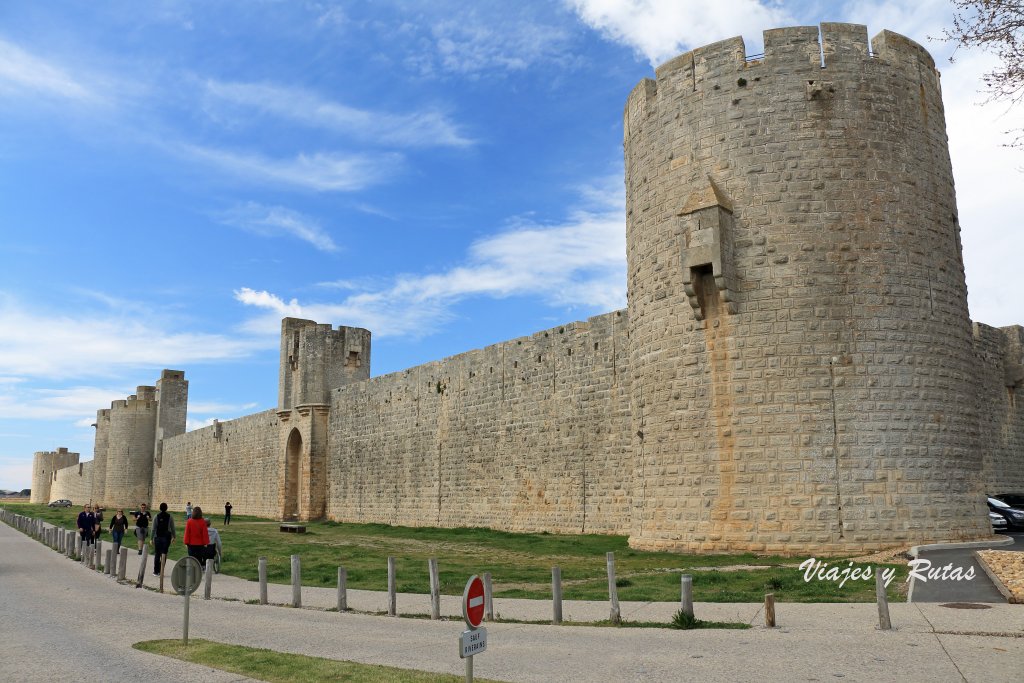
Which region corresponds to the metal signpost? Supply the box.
[170,556,204,645]
[460,575,488,683]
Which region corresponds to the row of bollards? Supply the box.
[2,509,896,631]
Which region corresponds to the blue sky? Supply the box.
[1,1,1021,491]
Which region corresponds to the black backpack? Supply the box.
[155,512,170,537]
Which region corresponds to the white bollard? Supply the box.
[681,575,694,618]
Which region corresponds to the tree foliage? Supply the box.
[945,1,1024,143]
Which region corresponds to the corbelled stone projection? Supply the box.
[31,24,1023,555]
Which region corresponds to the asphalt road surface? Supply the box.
[3,522,1023,683]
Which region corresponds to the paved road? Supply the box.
[2,522,1024,683]
[911,532,1020,603]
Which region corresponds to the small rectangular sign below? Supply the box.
[460,627,487,659]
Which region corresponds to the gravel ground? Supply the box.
[978,550,1024,602]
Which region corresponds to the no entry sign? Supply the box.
[462,574,485,628]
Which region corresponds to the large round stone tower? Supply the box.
[624,23,989,554]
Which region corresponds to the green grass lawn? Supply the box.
[4,503,908,603]
[134,639,507,682]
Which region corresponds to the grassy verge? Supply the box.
[4,503,908,602]
[133,639,505,682]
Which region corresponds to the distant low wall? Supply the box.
[152,409,282,518]
[326,310,633,534]
[50,461,94,505]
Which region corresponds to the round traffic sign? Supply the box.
[462,574,485,628]
[170,556,204,595]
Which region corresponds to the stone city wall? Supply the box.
[326,310,632,534]
[975,324,1024,493]
[152,409,282,519]
[51,460,94,505]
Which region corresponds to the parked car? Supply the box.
[987,496,1024,530]
[992,493,1024,508]
[990,511,1008,532]
[47,499,72,508]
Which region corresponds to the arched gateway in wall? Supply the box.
[283,428,302,520]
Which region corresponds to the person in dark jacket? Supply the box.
[93,506,103,540]
[109,509,129,548]
[152,502,177,576]
[76,504,95,547]
[132,503,151,555]
[224,501,232,525]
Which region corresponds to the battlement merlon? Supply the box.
[625,24,941,125]
[278,317,372,410]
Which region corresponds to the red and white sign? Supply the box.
[462,575,485,629]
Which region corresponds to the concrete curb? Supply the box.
[908,535,1015,558]
[905,536,1014,603]
[973,550,1018,604]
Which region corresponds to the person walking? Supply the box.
[205,518,222,572]
[185,501,193,522]
[76,503,95,547]
[224,501,232,525]
[152,502,176,576]
[109,509,129,549]
[92,506,104,541]
[132,503,151,555]
[182,506,209,562]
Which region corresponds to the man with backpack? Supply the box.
[153,502,176,576]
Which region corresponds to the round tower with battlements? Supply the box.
[30,447,79,503]
[624,23,989,554]
[103,386,158,507]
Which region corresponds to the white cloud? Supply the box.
[177,144,403,192]
[938,51,1024,327]
[0,385,127,421]
[235,176,626,337]
[427,17,574,75]
[186,417,219,432]
[0,292,263,379]
[568,0,792,66]
[202,80,473,148]
[218,203,339,252]
[0,38,101,103]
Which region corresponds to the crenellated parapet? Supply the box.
[30,447,79,504]
[278,318,371,410]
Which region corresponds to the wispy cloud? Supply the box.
[202,80,474,148]
[0,292,263,379]
[0,385,129,421]
[218,202,339,252]
[427,18,574,75]
[568,0,792,65]
[235,175,626,337]
[177,144,403,192]
[0,38,104,103]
